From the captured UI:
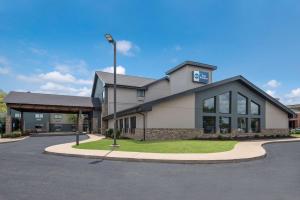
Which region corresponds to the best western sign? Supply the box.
[192,71,209,84]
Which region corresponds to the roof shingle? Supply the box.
[4,92,100,108]
[96,71,156,87]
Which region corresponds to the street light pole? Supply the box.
[113,40,117,146]
[105,33,118,146]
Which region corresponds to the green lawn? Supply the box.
[291,134,300,138]
[74,139,238,153]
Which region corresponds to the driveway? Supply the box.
[0,136,299,200]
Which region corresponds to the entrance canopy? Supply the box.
[4,91,101,114]
[3,92,101,134]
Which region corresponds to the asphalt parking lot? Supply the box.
[0,136,300,200]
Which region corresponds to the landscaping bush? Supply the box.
[1,132,22,138]
[291,129,300,134]
[105,129,121,139]
[105,129,113,138]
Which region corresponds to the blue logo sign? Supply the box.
[193,71,209,84]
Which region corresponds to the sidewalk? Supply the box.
[0,136,28,144]
[44,135,300,164]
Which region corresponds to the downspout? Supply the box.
[138,112,146,141]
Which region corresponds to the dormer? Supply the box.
[166,61,217,94]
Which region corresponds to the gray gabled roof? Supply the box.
[103,75,295,120]
[166,61,217,75]
[96,71,156,88]
[4,91,100,108]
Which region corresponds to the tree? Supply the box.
[0,90,7,113]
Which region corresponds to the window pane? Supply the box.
[238,117,248,133]
[130,116,136,129]
[119,119,123,129]
[203,97,216,113]
[219,117,231,134]
[125,118,129,133]
[251,118,260,132]
[251,101,260,115]
[137,89,145,97]
[237,94,247,114]
[219,92,230,114]
[203,116,216,134]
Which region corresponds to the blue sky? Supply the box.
[0,0,300,104]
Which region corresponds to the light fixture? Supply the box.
[104,33,115,43]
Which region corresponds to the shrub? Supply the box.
[105,128,113,138]
[2,132,22,138]
[105,129,121,139]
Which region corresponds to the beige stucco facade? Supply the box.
[107,87,139,115]
[169,65,212,95]
[265,101,289,129]
[146,93,195,128]
[108,94,195,129]
[144,79,171,102]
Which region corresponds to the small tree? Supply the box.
[0,90,7,113]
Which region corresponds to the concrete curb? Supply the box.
[44,135,300,164]
[0,136,28,144]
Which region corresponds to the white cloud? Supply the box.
[286,88,300,98]
[0,56,10,75]
[277,88,300,105]
[38,82,91,96]
[174,45,182,51]
[116,40,139,56]
[102,65,126,75]
[17,71,92,85]
[29,47,47,56]
[0,67,10,75]
[39,71,76,83]
[265,79,281,88]
[266,90,276,97]
[53,60,90,75]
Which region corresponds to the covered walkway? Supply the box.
[4,92,101,134]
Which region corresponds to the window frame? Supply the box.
[119,119,123,130]
[137,89,145,97]
[250,101,260,115]
[219,92,231,114]
[203,116,216,134]
[237,93,248,115]
[124,118,129,133]
[251,118,260,133]
[203,96,216,113]
[219,116,231,134]
[237,117,248,133]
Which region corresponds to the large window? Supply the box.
[251,118,260,132]
[203,97,216,113]
[251,101,260,115]
[237,94,247,115]
[219,117,231,134]
[130,116,136,134]
[124,118,129,133]
[238,117,248,133]
[119,119,123,130]
[219,92,231,114]
[203,116,216,134]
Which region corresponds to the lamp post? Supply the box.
[104,33,118,146]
